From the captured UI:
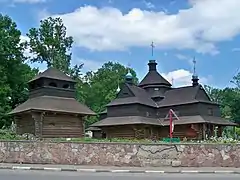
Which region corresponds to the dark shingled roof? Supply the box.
[29,67,76,83]
[86,127,101,131]
[107,83,158,107]
[91,115,236,127]
[158,85,217,107]
[159,115,237,126]
[9,96,96,115]
[139,71,171,87]
[91,116,161,127]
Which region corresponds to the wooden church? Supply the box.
[9,67,96,138]
[90,60,236,140]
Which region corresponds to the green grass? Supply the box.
[0,129,239,144]
[49,137,157,143]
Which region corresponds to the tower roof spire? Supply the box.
[192,56,199,86]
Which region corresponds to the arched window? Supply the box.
[62,84,70,89]
[49,82,57,87]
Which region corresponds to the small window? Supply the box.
[208,108,213,116]
[49,82,57,87]
[62,84,70,88]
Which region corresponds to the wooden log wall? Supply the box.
[15,114,35,135]
[102,126,135,139]
[42,113,84,138]
[102,125,160,139]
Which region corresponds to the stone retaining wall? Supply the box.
[0,141,239,167]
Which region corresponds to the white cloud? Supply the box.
[47,0,240,54]
[162,69,208,87]
[143,0,155,9]
[13,0,46,3]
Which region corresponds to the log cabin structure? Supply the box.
[9,67,96,138]
[90,60,237,140]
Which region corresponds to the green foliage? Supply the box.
[204,85,240,122]
[0,14,37,128]
[77,61,138,126]
[0,129,24,140]
[231,72,240,89]
[50,137,154,143]
[203,85,222,103]
[26,17,82,76]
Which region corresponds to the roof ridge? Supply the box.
[35,95,76,100]
[168,85,195,90]
[29,67,76,83]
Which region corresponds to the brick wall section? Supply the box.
[0,141,239,167]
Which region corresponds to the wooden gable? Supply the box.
[117,84,135,98]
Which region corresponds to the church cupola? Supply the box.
[192,75,199,86]
[138,43,172,102]
[148,60,157,71]
[125,70,133,85]
[139,60,171,88]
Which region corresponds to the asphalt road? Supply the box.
[0,170,240,180]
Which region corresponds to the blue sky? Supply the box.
[1,0,240,88]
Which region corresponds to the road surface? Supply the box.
[0,170,239,180]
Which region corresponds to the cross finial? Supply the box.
[193,56,196,75]
[150,41,155,57]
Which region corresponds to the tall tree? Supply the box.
[77,62,138,126]
[0,14,37,127]
[27,17,82,75]
[231,72,240,89]
[230,73,240,122]
[204,85,222,103]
